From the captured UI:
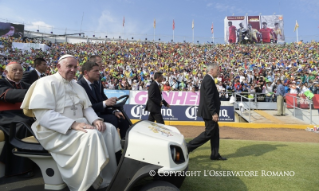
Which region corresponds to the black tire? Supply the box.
[140,180,179,191]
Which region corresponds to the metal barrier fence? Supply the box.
[284,94,314,124]
[234,92,316,124]
[234,92,253,122]
[233,92,274,102]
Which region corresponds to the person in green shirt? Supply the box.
[179,81,186,90]
[309,73,316,81]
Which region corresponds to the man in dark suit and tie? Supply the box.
[187,62,227,161]
[145,72,170,124]
[78,55,104,93]
[21,58,47,84]
[77,61,129,139]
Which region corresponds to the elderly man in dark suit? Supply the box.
[145,72,170,124]
[187,62,227,161]
[77,61,129,139]
[0,61,35,177]
[21,58,47,84]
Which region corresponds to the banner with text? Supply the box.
[105,90,235,122]
[124,105,234,122]
[129,91,200,105]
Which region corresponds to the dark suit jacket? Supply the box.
[78,74,103,93]
[0,78,30,103]
[145,81,167,114]
[21,70,39,85]
[197,74,221,120]
[77,77,113,116]
[0,78,34,128]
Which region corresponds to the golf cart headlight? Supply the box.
[170,146,184,164]
[171,147,176,161]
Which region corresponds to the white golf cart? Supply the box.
[3,95,189,190]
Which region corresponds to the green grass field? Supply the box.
[180,139,319,191]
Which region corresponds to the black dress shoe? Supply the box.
[19,171,35,178]
[210,156,227,160]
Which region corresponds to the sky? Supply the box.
[0,0,319,43]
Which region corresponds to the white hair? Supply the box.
[206,62,219,72]
[5,64,12,72]
[5,61,21,72]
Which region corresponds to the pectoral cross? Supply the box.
[71,104,77,116]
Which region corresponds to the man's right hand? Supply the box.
[104,97,117,106]
[212,114,219,122]
[71,122,94,133]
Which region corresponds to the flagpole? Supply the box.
[122,17,125,41]
[153,19,155,42]
[296,27,299,43]
[173,29,174,42]
[192,28,194,44]
[211,22,214,43]
[80,12,84,33]
[213,32,214,43]
[154,27,155,42]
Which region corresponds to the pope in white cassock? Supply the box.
[21,55,121,191]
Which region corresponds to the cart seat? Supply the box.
[21,136,39,144]
[9,122,66,190]
[0,129,5,178]
[0,130,4,142]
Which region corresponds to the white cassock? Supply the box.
[21,72,121,191]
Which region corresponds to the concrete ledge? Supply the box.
[130,120,310,129]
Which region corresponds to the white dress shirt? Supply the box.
[83,76,107,108]
[35,69,45,77]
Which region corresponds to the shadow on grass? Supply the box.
[192,143,287,159]
[183,157,248,191]
[224,144,287,158]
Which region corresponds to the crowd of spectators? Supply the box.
[1,36,319,102]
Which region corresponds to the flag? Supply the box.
[192,20,194,29]
[154,19,156,29]
[294,20,299,32]
[123,16,125,27]
[211,23,214,34]
[173,19,175,30]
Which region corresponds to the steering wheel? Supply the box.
[113,95,129,108]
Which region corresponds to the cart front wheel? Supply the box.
[140,180,179,191]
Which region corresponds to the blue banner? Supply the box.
[124,105,234,122]
[104,90,130,104]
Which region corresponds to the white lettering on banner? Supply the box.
[185,107,230,120]
[129,91,200,106]
[219,109,229,118]
[185,106,198,120]
[131,105,173,119]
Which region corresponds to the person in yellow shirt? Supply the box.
[273,23,284,42]
[247,24,261,43]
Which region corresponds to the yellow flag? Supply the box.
[294,20,299,32]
